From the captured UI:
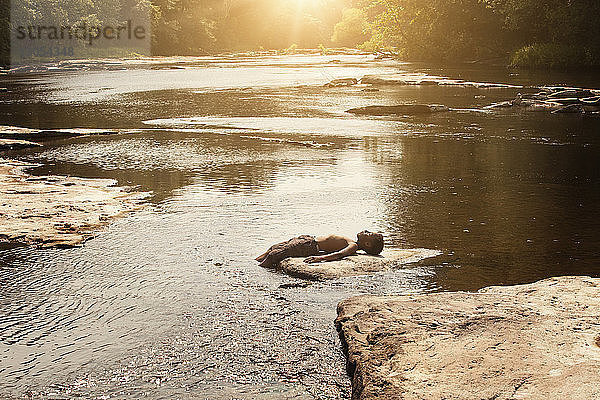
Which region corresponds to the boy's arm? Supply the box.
[304,242,359,264]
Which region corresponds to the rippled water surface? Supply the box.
[1,54,600,399]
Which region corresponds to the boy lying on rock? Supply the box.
[256,231,384,268]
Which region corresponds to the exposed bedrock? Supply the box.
[0,158,149,247]
[346,104,449,116]
[0,138,43,150]
[335,276,600,400]
[0,125,139,140]
[487,87,600,114]
[359,74,521,89]
[324,78,360,87]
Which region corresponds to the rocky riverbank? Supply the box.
[487,88,600,114]
[0,158,148,247]
[335,276,600,400]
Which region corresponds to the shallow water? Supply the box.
[1,54,600,399]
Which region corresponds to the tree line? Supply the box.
[343,0,600,68]
[2,0,599,69]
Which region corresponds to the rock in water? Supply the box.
[0,158,149,247]
[346,104,449,116]
[335,276,600,400]
[324,78,359,87]
[0,139,43,150]
[0,125,129,140]
[552,104,585,114]
[278,248,441,280]
[547,89,594,99]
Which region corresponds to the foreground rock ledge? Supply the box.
[335,276,600,400]
[279,248,441,280]
[0,158,149,247]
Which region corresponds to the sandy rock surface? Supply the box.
[279,248,442,280]
[0,158,149,247]
[335,276,600,400]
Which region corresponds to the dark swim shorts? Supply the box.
[258,235,319,268]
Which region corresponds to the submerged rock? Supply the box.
[0,158,149,247]
[0,126,38,137]
[547,89,595,99]
[324,78,359,87]
[0,125,130,140]
[581,96,600,106]
[335,276,600,400]
[278,248,441,280]
[347,104,449,116]
[552,104,586,114]
[0,139,43,150]
[360,74,522,89]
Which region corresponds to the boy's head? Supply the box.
[357,230,384,255]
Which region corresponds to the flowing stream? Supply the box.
[1,54,600,399]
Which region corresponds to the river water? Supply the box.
[1,54,600,399]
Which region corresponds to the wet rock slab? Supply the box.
[0,125,138,140]
[360,73,522,89]
[0,158,149,247]
[486,87,600,114]
[279,248,441,280]
[347,104,449,116]
[335,276,600,400]
[0,139,43,150]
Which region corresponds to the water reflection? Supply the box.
[366,134,600,290]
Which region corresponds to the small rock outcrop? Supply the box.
[278,248,441,280]
[0,125,129,140]
[0,158,149,247]
[324,78,359,87]
[335,276,600,400]
[347,104,449,116]
[360,74,521,89]
[0,139,43,150]
[487,87,600,114]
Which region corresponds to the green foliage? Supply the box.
[318,43,330,55]
[11,0,599,69]
[489,0,600,48]
[151,0,221,55]
[355,0,600,68]
[510,43,600,70]
[6,0,352,58]
[284,43,298,54]
[363,0,505,62]
[331,8,369,47]
[487,0,600,68]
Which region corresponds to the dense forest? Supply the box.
[2,0,600,69]
[355,0,600,68]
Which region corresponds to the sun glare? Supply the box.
[288,0,324,9]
